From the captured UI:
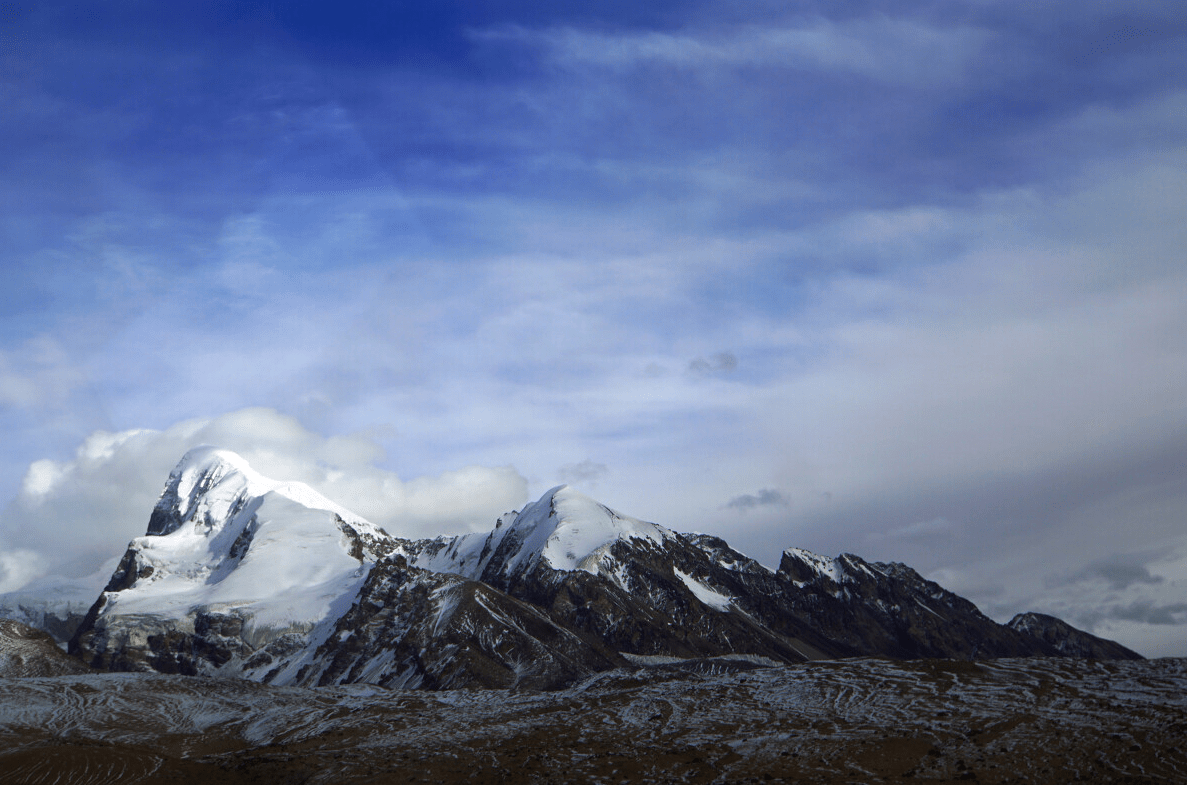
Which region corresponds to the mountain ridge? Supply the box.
[24,447,1137,688]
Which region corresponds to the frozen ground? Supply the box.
[0,656,1182,784]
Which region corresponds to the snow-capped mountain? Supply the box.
[70,449,628,687]
[400,485,678,581]
[396,485,1064,663]
[400,486,846,662]
[71,446,398,680]
[65,449,1142,690]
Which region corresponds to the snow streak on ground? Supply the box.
[0,657,1182,784]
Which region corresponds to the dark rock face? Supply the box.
[770,550,1062,660]
[1007,612,1144,659]
[476,535,849,665]
[303,555,626,690]
[71,603,203,676]
[32,611,87,646]
[97,548,146,595]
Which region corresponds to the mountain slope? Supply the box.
[772,549,1060,659]
[1008,612,1143,659]
[405,488,850,663]
[0,619,92,677]
[301,553,626,689]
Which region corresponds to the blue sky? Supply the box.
[0,1,1184,655]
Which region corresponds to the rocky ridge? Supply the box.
[1008,611,1143,659]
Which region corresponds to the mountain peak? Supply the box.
[399,485,675,581]
[175,445,253,475]
[146,446,366,537]
[146,446,251,537]
[779,547,842,584]
[517,484,671,574]
[72,448,397,680]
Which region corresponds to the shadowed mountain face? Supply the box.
[60,449,1140,690]
[297,554,627,690]
[1008,612,1143,660]
[768,550,1066,660]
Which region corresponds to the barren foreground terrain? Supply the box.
[0,656,1182,784]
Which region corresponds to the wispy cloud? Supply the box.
[558,459,609,487]
[0,336,84,411]
[1049,553,1167,592]
[0,1,1182,656]
[475,18,991,87]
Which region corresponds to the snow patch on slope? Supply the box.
[783,547,842,584]
[673,569,732,611]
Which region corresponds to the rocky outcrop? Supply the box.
[0,619,92,677]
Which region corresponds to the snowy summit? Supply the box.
[73,447,396,682]
[402,484,675,581]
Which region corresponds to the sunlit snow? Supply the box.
[673,568,732,611]
[97,447,386,644]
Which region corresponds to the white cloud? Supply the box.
[0,548,47,594]
[0,407,528,588]
[21,460,64,499]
